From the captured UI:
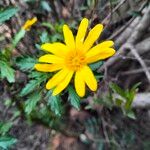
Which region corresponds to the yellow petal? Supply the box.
[46,68,69,89]
[76,18,88,50]
[74,71,85,97]
[41,42,69,57]
[86,41,114,58]
[52,71,74,96]
[86,48,116,63]
[63,25,75,50]
[81,66,97,91]
[34,64,63,72]
[83,24,103,52]
[39,54,64,64]
[22,17,37,31]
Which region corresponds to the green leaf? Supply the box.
[0,122,13,135]
[47,93,62,116]
[40,31,49,43]
[51,33,63,42]
[0,136,17,149]
[25,91,42,114]
[42,22,55,31]
[16,56,37,71]
[0,7,19,24]
[110,83,126,98]
[0,60,15,83]
[89,61,104,71]
[40,1,51,12]
[115,98,123,106]
[126,110,136,119]
[12,29,26,47]
[28,71,49,80]
[20,80,39,96]
[68,85,80,110]
[130,82,141,93]
[20,71,49,97]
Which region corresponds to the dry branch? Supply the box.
[99,5,150,72]
[132,93,150,109]
[125,44,150,83]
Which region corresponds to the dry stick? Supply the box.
[125,44,150,83]
[102,0,127,24]
[108,17,134,40]
[99,5,150,72]
[132,93,150,108]
[121,67,150,75]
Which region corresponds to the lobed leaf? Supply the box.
[0,136,17,149]
[16,56,37,71]
[68,85,80,110]
[0,7,18,24]
[47,92,62,116]
[0,60,15,83]
[20,80,39,97]
[25,91,42,114]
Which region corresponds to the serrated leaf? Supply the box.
[20,80,39,96]
[47,93,62,116]
[25,91,42,114]
[20,71,49,97]
[0,122,13,135]
[28,71,49,80]
[0,136,17,149]
[0,7,19,24]
[16,56,37,71]
[0,60,15,83]
[68,85,80,110]
[12,29,26,47]
[89,61,103,71]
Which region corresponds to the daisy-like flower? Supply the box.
[22,17,37,31]
[35,18,115,97]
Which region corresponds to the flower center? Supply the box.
[65,51,86,71]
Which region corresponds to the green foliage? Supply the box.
[0,60,15,83]
[20,71,49,96]
[16,56,37,71]
[89,61,104,71]
[0,122,12,136]
[40,31,49,43]
[12,29,26,47]
[110,82,140,119]
[0,122,16,149]
[0,7,18,24]
[0,136,17,150]
[47,92,62,116]
[40,0,51,12]
[20,80,39,96]
[68,85,80,110]
[25,91,42,114]
[41,21,64,42]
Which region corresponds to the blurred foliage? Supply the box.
[0,122,17,150]
[0,7,18,24]
[92,82,140,119]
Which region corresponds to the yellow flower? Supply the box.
[22,17,37,31]
[35,18,115,97]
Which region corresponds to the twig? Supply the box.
[120,67,150,75]
[99,4,150,72]
[125,44,150,83]
[102,0,127,24]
